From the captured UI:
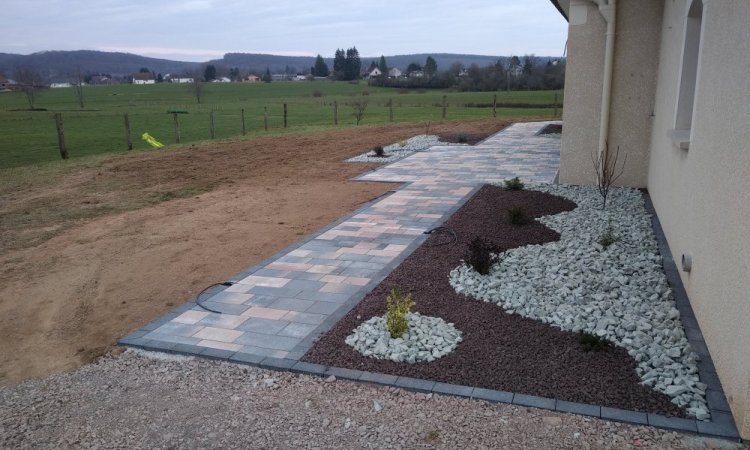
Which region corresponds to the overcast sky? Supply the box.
[2,0,567,61]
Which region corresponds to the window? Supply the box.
[675,0,703,133]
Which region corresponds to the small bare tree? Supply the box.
[350,99,368,125]
[591,141,627,209]
[73,67,84,109]
[189,71,204,104]
[15,67,42,110]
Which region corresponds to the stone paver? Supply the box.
[122,121,561,366]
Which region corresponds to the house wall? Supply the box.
[559,0,662,187]
[646,0,750,438]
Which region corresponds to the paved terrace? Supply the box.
[121,121,561,362]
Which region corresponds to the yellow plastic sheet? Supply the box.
[141,132,164,148]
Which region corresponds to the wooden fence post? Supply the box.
[389,99,393,122]
[264,106,268,131]
[283,103,288,128]
[124,112,132,150]
[493,94,497,117]
[210,110,215,139]
[241,108,246,135]
[54,113,69,159]
[334,101,338,125]
[173,112,181,143]
[442,95,447,119]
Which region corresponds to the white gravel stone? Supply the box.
[346,135,467,163]
[345,312,462,363]
[448,184,710,419]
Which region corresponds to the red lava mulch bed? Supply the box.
[303,185,687,417]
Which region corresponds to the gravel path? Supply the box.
[1,350,744,449]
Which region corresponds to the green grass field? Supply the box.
[0,82,562,168]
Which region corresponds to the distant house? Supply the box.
[170,77,193,84]
[408,70,424,79]
[458,68,469,77]
[0,74,16,91]
[271,74,291,81]
[132,73,155,85]
[244,75,260,82]
[89,75,113,85]
[294,74,307,81]
[212,76,231,83]
[368,67,382,78]
[50,82,72,88]
[388,68,402,78]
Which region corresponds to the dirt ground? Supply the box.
[0,118,519,385]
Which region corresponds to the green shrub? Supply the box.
[579,332,612,352]
[386,288,415,338]
[312,90,323,98]
[504,177,524,190]
[598,227,620,249]
[372,146,386,157]
[456,133,468,143]
[507,206,531,225]
[466,237,495,275]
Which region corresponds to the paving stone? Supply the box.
[394,377,435,393]
[268,297,315,312]
[555,400,601,417]
[278,322,319,339]
[235,332,301,351]
[305,301,342,315]
[601,407,649,425]
[431,382,474,398]
[229,352,266,365]
[706,389,731,412]
[236,318,289,335]
[259,357,297,371]
[282,311,327,325]
[471,387,514,404]
[290,361,328,376]
[646,414,698,433]
[358,371,399,386]
[325,366,363,381]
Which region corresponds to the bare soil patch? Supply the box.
[0,118,518,385]
[304,185,687,417]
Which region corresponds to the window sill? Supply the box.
[670,129,691,150]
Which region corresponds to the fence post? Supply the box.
[283,103,288,128]
[54,113,69,159]
[124,112,132,150]
[389,99,393,122]
[241,108,246,135]
[334,101,338,125]
[442,95,447,119]
[493,94,497,117]
[173,112,181,143]
[210,110,215,139]
[554,92,559,117]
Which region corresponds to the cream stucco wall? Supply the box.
[559,0,662,187]
[646,0,750,438]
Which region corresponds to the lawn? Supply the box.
[0,82,562,168]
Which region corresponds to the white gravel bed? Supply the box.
[449,184,710,420]
[346,134,467,163]
[345,312,462,363]
[3,350,737,449]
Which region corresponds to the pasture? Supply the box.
[0,81,562,168]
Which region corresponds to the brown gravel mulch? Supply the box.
[303,185,687,417]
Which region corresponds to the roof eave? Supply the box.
[550,0,570,21]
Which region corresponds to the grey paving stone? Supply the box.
[555,400,601,417]
[338,267,380,278]
[646,414,698,433]
[431,382,473,398]
[600,407,649,425]
[229,352,266,365]
[278,322,318,339]
[235,332,301,351]
[284,279,326,292]
[248,286,303,298]
[290,361,327,376]
[347,261,384,270]
[290,272,325,281]
[706,389,732,412]
[700,370,722,391]
[368,256,396,264]
[171,343,201,355]
[325,367,363,381]
[512,394,556,411]
[142,332,201,346]
[207,291,253,305]
[305,301,342,315]
[236,318,289,335]
[268,297,315,312]
[247,295,278,307]
[259,357,297,371]
[283,311,327,325]
[296,291,350,304]
[394,377,435,393]
[238,345,289,359]
[252,268,290,278]
[684,326,704,341]
[358,371,399,386]
[696,417,741,440]
[197,302,251,316]
[198,347,235,360]
[141,340,176,352]
[336,253,373,262]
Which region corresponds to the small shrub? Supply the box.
[579,332,611,352]
[372,146,386,157]
[386,288,415,338]
[466,237,495,275]
[507,206,531,225]
[312,90,323,98]
[504,177,524,190]
[456,133,468,143]
[598,227,620,249]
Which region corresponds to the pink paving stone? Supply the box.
[353,242,379,249]
[367,249,400,257]
[196,340,243,352]
[241,307,289,320]
[385,244,408,251]
[193,327,244,343]
[336,247,369,255]
[320,283,350,293]
[287,249,312,257]
[307,265,337,274]
[173,310,210,324]
[343,277,370,286]
[320,274,347,284]
[266,262,312,272]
